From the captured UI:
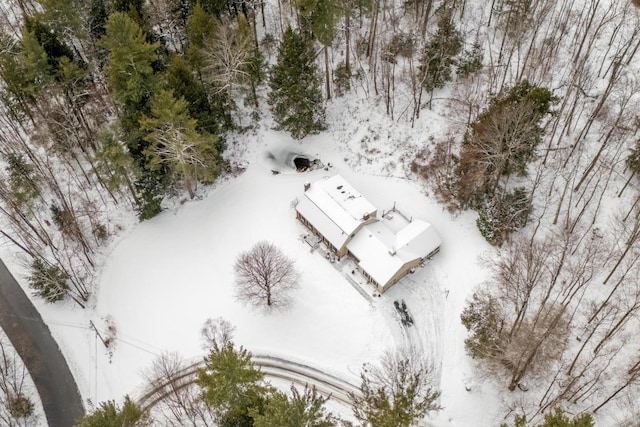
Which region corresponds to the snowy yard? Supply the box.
[7,127,504,426]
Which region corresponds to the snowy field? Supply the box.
[2,120,503,425]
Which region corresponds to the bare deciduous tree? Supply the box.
[200,317,235,352]
[143,352,214,426]
[233,241,299,310]
[203,17,253,102]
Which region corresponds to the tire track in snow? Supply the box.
[382,266,445,387]
[137,354,360,412]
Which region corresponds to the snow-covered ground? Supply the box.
[2,115,506,425]
[0,327,46,427]
[0,0,638,424]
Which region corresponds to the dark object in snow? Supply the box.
[294,156,311,171]
[271,170,280,175]
[517,383,529,392]
[394,299,414,326]
[293,156,324,172]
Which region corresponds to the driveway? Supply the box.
[0,259,84,427]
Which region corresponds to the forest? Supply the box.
[1,0,640,425]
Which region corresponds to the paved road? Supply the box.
[0,259,84,427]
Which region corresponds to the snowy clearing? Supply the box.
[4,124,504,426]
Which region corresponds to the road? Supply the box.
[0,259,85,427]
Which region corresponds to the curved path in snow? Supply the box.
[138,354,361,411]
[0,259,84,427]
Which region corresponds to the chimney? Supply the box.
[304,182,311,192]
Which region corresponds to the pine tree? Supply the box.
[28,258,69,303]
[350,349,441,427]
[5,153,41,209]
[99,10,160,167]
[500,408,594,427]
[96,127,139,202]
[165,53,228,135]
[185,1,216,71]
[75,396,149,426]
[140,90,219,199]
[197,343,269,427]
[457,42,483,79]
[88,0,109,42]
[37,0,86,43]
[295,0,340,99]
[268,26,325,140]
[24,15,76,76]
[420,7,462,96]
[99,12,159,109]
[252,386,337,427]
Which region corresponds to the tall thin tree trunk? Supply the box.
[324,46,331,100]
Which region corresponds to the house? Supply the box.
[346,218,442,292]
[295,174,377,257]
[296,175,442,293]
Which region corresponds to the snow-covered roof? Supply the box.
[396,220,442,257]
[347,219,442,287]
[297,175,377,250]
[296,197,349,250]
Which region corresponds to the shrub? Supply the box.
[333,61,351,97]
[28,258,69,302]
[6,393,34,419]
[476,188,530,246]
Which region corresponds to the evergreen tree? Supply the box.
[198,0,231,18]
[28,258,69,303]
[252,386,337,427]
[5,153,41,208]
[420,7,462,96]
[500,408,594,427]
[99,12,159,109]
[185,1,216,71]
[268,27,325,139]
[140,90,219,199]
[88,0,109,42]
[99,10,160,178]
[165,53,228,135]
[350,350,441,427]
[111,0,146,24]
[456,42,483,79]
[626,140,640,176]
[295,0,340,98]
[75,396,149,426]
[460,290,503,359]
[37,0,86,42]
[96,127,139,201]
[197,342,269,427]
[24,16,77,77]
[9,29,52,104]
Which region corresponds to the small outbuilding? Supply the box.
[296,175,442,293]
